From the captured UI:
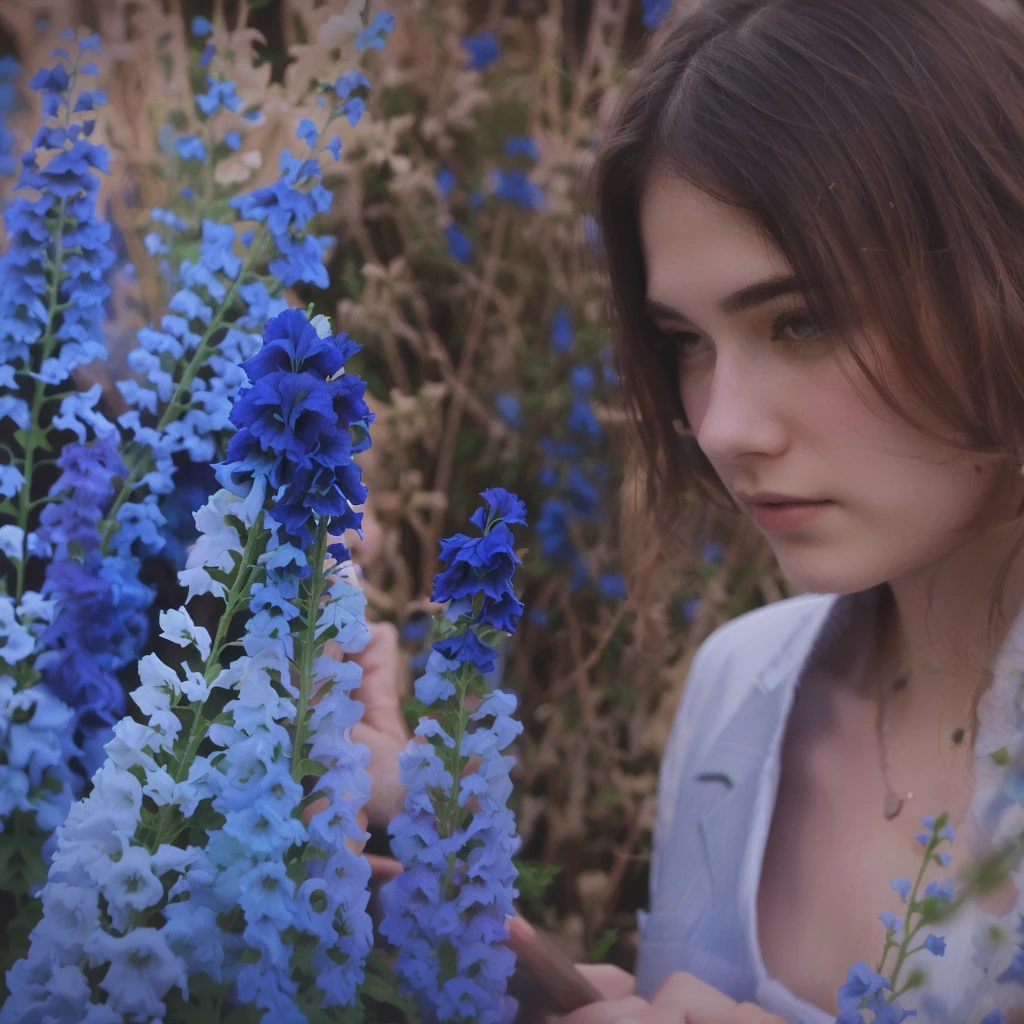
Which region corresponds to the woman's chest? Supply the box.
[756,682,981,1016]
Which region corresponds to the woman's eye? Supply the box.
[772,311,824,345]
[656,329,704,355]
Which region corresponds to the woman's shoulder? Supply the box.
[689,591,837,699]
[657,592,840,802]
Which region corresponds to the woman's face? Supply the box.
[638,170,1024,595]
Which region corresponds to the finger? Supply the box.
[734,1007,789,1024]
[652,973,774,1024]
[348,623,407,730]
[559,996,663,1024]
[573,964,636,1000]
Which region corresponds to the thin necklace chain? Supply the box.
[875,669,909,820]
[874,668,970,820]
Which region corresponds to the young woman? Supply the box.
[558,0,1024,1020]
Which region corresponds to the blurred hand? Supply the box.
[343,620,411,826]
[555,971,789,1024]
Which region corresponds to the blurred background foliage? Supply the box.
[0,0,797,973]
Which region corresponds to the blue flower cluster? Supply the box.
[0,36,133,827]
[436,131,546,266]
[227,54,384,293]
[0,34,112,393]
[380,488,526,1024]
[225,308,373,562]
[36,434,153,772]
[5,308,377,1021]
[534,306,624,596]
[115,20,382,564]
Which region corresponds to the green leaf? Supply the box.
[297,787,331,815]
[314,625,339,648]
[357,949,422,1022]
[512,858,561,920]
[294,758,328,779]
[587,928,619,963]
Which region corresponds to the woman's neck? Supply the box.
[880,517,1024,714]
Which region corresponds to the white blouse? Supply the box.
[636,584,1024,1022]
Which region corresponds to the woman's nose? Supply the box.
[691,348,790,465]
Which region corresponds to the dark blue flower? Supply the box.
[226,308,373,549]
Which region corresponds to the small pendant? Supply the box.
[884,792,904,819]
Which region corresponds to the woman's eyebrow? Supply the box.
[644,273,803,322]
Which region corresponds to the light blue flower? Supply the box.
[354,10,395,52]
[891,877,912,902]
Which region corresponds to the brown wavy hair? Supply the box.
[592,0,1024,567]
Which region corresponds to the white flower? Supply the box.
[16,589,54,624]
[103,719,159,772]
[180,668,212,703]
[142,765,176,806]
[310,313,333,338]
[159,607,212,661]
[0,596,34,663]
[0,525,24,562]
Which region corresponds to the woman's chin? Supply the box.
[775,556,887,598]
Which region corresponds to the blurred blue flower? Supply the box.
[355,10,396,52]
[642,0,672,29]
[494,392,523,429]
[437,166,456,200]
[444,222,473,263]
[503,136,538,160]
[598,573,627,600]
[462,31,500,71]
[550,305,573,353]
[701,541,724,564]
[489,168,546,210]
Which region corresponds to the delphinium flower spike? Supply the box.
[835,813,957,1022]
[380,487,527,1024]
[0,34,144,945]
[3,308,377,1022]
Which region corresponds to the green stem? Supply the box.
[146,508,266,852]
[14,199,67,601]
[291,518,330,780]
[883,826,943,990]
